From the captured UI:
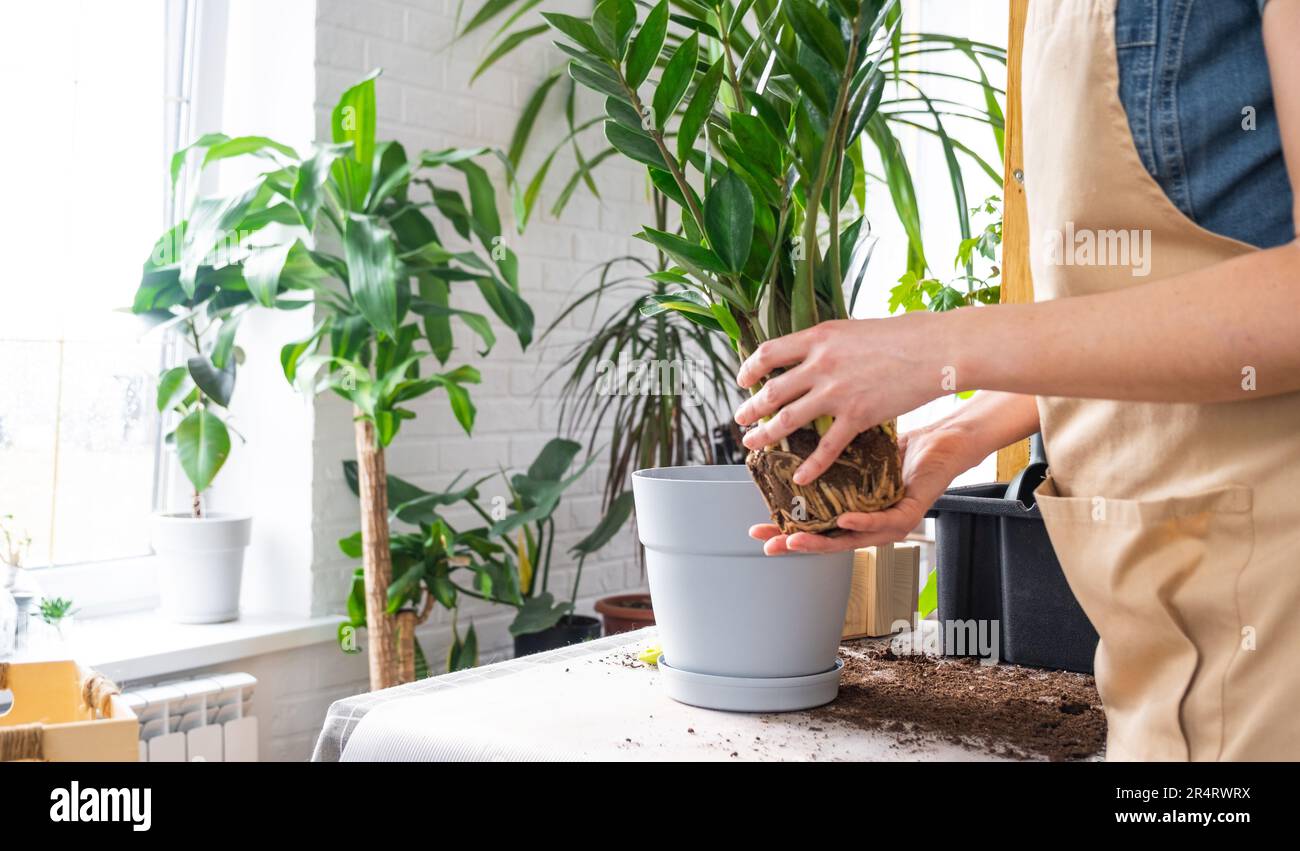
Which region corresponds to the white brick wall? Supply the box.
[309,0,653,663]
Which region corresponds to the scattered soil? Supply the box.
[808,642,1106,761]
[746,425,903,534]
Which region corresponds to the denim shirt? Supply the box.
[1115,0,1295,248]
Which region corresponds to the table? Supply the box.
[313,627,1014,762]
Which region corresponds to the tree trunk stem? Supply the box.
[355,414,398,691]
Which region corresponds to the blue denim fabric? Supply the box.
[1115,0,1294,248]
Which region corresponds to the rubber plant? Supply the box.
[144,70,534,689]
[544,0,911,533]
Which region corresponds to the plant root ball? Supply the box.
[746,424,904,535]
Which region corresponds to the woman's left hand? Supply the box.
[733,312,951,485]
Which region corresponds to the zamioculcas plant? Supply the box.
[545,0,907,533]
[146,70,534,687]
[464,0,1006,281]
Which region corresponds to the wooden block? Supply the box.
[842,544,921,639]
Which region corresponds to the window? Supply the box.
[0,0,191,567]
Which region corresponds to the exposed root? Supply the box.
[746,424,904,534]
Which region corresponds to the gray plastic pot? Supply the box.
[631,465,853,679]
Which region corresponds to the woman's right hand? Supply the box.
[749,390,1042,555]
[748,421,980,555]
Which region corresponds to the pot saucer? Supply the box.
[658,658,844,712]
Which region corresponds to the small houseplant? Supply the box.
[334,437,630,670]
[145,70,534,687]
[489,438,633,655]
[133,191,259,623]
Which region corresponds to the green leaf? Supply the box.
[676,58,724,162]
[344,213,403,338]
[338,531,363,559]
[210,312,243,370]
[640,292,723,332]
[244,241,295,307]
[472,24,548,82]
[156,366,192,412]
[592,0,636,58]
[638,227,729,276]
[604,120,666,169]
[528,437,583,482]
[651,32,698,129]
[509,592,570,636]
[200,135,298,170]
[917,568,938,618]
[541,12,612,59]
[330,70,380,210]
[786,0,847,69]
[572,491,634,555]
[568,60,629,101]
[625,0,668,88]
[508,71,562,166]
[175,409,231,493]
[187,355,236,408]
[447,622,479,672]
[703,170,754,273]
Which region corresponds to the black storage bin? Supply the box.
[926,483,1099,673]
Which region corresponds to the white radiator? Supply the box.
[121,672,258,762]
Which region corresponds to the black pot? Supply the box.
[926,481,1099,673]
[512,615,602,657]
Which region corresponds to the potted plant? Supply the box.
[544,0,918,704]
[488,438,634,655]
[133,208,257,623]
[144,70,534,688]
[336,464,512,677]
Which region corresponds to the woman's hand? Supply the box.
[733,312,952,485]
[748,420,979,555]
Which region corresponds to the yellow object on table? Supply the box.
[842,544,921,639]
[0,660,139,762]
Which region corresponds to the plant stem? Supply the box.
[354,414,399,690]
[618,73,707,237]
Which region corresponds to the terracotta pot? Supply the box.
[595,592,655,634]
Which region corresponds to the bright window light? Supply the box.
[0,1,169,566]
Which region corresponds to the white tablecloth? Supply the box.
[313,627,1009,762]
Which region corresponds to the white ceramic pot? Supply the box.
[151,513,252,624]
[631,465,854,679]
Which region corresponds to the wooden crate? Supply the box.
[0,660,139,761]
[842,544,921,639]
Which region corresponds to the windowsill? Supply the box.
[19,610,343,683]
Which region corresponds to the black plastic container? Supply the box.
[512,614,602,657]
[926,482,1099,673]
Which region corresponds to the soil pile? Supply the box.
[811,642,1106,761]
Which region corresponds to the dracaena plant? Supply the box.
[545,0,910,533]
[134,206,262,516]
[140,70,534,689]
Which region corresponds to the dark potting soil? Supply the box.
[808,642,1106,761]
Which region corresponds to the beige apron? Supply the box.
[1022,0,1300,760]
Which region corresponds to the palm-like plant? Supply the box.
[142,70,534,689]
[538,0,927,534]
